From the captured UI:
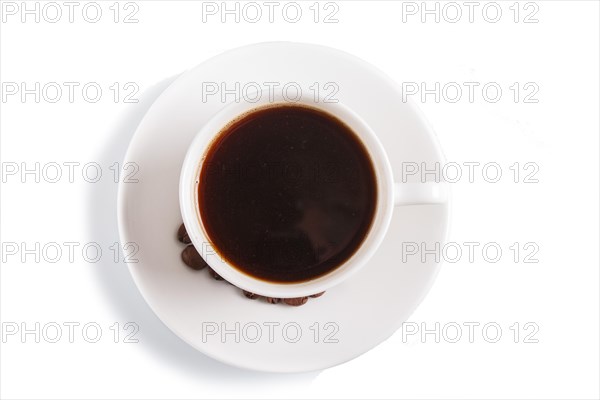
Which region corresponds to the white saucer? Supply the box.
[117,42,450,373]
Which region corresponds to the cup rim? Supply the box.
[180,94,395,298]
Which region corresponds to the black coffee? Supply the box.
[199,105,377,283]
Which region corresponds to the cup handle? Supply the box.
[394,182,449,206]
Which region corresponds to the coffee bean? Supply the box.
[177,223,191,244]
[283,297,308,306]
[243,290,259,299]
[181,245,207,270]
[177,232,323,305]
[207,267,224,281]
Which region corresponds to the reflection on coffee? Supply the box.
[199,104,377,283]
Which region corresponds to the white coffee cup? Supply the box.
[180,93,447,298]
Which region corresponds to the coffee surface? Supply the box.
[199,105,377,283]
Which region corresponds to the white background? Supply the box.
[1,1,599,399]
